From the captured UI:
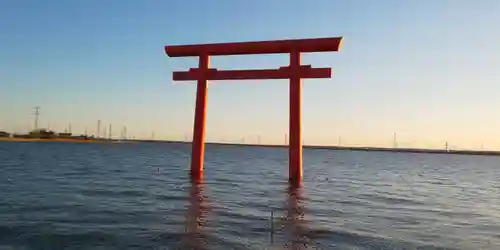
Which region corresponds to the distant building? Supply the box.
[29,129,56,139]
[58,132,72,137]
[0,131,10,137]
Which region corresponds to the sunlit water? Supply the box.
[0,141,499,249]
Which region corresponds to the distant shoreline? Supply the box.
[0,137,110,143]
[209,142,500,156]
[1,137,498,156]
[146,140,500,157]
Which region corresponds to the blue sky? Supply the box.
[1,0,499,149]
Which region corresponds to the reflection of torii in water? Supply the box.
[283,186,311,249]
[182,182,210,250]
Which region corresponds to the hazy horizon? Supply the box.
[1,0,500,150]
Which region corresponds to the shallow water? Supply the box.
[0,141,499,249]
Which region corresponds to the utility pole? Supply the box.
[33,106,40,131]
[109,124,112,140]
[97,120,101,139]
[445,141,449,152]
[68,124,72,134]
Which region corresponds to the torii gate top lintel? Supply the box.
[164,37,343,57]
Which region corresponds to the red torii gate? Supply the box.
[165,37,343,185]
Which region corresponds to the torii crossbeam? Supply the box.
[165,37,343,185]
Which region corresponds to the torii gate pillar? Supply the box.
[288,51,303,184]
[165,37,343,185]
[190,54,209,181]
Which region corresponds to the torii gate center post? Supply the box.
[164,37,343,185]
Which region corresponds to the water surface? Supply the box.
[1,141,499,249]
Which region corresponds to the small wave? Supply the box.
[359,193,425,207]
[79,188,150,199]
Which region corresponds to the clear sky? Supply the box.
[1,0,499,149]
